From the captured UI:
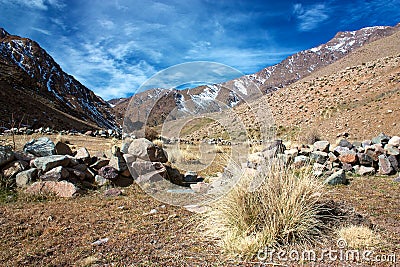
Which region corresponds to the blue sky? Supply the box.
[0,0,399,100]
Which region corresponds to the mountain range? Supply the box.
[0,23,399,133]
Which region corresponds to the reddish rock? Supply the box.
[98,166,118,180]
[338,151,358,164]
[25,181,78,197]
[104,188,123,197]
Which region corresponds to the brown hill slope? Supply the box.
[0,28,117,130]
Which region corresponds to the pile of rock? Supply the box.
[247,133,400,185]
[0,137,131,197]
[0,137,203,198]
[0,127,122,139]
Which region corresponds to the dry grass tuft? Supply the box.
[337,225,381,249]
[202,159,326,259]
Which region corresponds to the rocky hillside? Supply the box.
[244,31,400,142]
[116,23,400,130]
[0,28,117,131]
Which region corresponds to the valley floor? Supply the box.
[0,135,399,266]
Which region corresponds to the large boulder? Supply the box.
[324,169,347,185]
[0,145,15,168]
[24,137,55,157]
[25,181,78,198]
[32,155,71,172]
[127,138,168,163]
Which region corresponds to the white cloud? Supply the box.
[0,0,64,10]
[31,27,51,35]
[293,3,329,31]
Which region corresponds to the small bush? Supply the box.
[337,225,380,249]
[301,129,321,144]
[202,159,326,259]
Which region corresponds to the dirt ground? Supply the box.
[0,134,399,266]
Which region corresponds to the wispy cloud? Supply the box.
[31,27,51,35]
[0,0,64,10]
[293,3,330,31]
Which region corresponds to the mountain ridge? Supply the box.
[0,28,117,130]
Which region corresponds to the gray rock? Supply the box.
[388,136,400,147]
[55,141,73,155]
[2,160,28,180]
[33,155,70,172]
[16,168,38,187]
[384,144,400,156]
[387,155,399,172]
[40,166,70,181]
[108,146,127,172]
[394,176,400,183]
[357,153,374,167]
[75,147,91,163]
[25,180,78,198]
[338,139,353,149]
[372,133,390,145]
[127,138,168,163]
[313,141,330,152]
[378,154,394,175]
[264,140,286,155]
[358,166,376,176]
[23,137,55,157]
[294,155,310,167]
[95,175,108,186]
[341,162,353,172]
[310,151,328,164]
[333,146,350,156]
[0,145,15,168]
[131,161,166,183]
[361,140,372,148]
[324,169,347,185]
[98,166,119,180]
